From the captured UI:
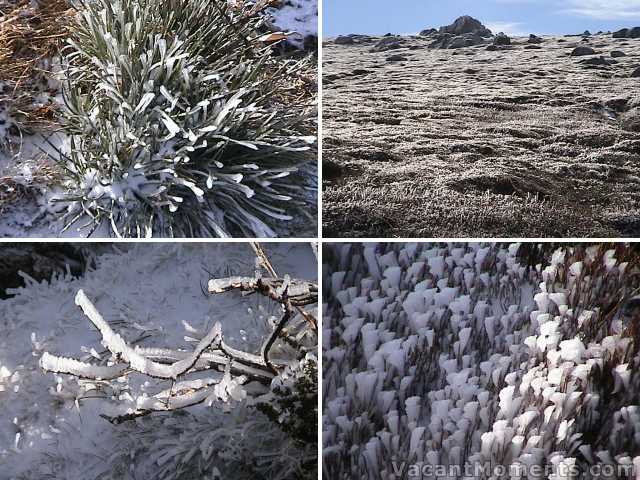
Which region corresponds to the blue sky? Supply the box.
[323,0,640,37]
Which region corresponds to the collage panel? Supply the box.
[322,1,640,238]
[0,242,318,479]
[0,0,318,239]
[4,0,640,478]
[323,242,640,478]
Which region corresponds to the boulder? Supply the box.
[386,54,407,62]
[570,46,596,56]
[524,45,542,50]
[528,34,544,44]
[493,32,511,46]
[612,27,640,38]
[613,28,629,38]
[621,108,640,131]
[579,56,609,66]
[448,33,486,49]
[370,36,405,52]
[439,15,492,37]
[631,67,640,78]
[427,33,453,48]
[419,28,437,36]
[611,50,626,57]
[335,36,355,45]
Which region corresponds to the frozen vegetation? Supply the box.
[323,242,640,478]
[0,0,318,238]
[0,243,317,479]
[323,16,640,237]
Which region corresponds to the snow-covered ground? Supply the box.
[268,0,318,48]
[0,243,317,479]
[323,243,640,479]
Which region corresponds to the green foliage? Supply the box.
[55,0,315,237]
[257,355,318,447]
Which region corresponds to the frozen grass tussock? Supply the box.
[52,0,315,237]
[0,243,318,479]
[323,242,640,479]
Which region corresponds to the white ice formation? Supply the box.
[323,243,640,479]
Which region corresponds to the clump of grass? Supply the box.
[53,0,316,238]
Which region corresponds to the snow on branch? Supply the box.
[40,352,129,380]
[208,273,318,372]
[75,289,223,379]
[40,248,317,424]
[207,276,318,307]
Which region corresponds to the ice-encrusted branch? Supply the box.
[135,347,274,380]
[40,288,286,422]
[40,352,129,380]
[40,245,317,424]
[100,370,249,424]
[207,276,318,307]
[208,274,317,372]
[250,241,318,330]
[42,289,278,382]
[75,290,222,379]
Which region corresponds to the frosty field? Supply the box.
[322,30,640,238]
[323,242,640,478]
[0,242,318,479]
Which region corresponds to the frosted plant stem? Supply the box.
[75,290,222,379]
[40,352,129,380]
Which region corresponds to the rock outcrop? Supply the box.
[613,27,640,38]
[528,34,544,44]
[493,33,511,46]
[570,46,596,56]
[439,15,492,37]
[418,16,493,49]
[334,35,355,45]
[370,36,405,52]
[419,27,437,36]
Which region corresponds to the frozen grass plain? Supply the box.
[323,33,640,238]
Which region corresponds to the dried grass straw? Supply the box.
[0,0,72,130]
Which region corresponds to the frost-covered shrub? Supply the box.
[91,405,316,480]
[323,242,640,479]
[55,0,315,237]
